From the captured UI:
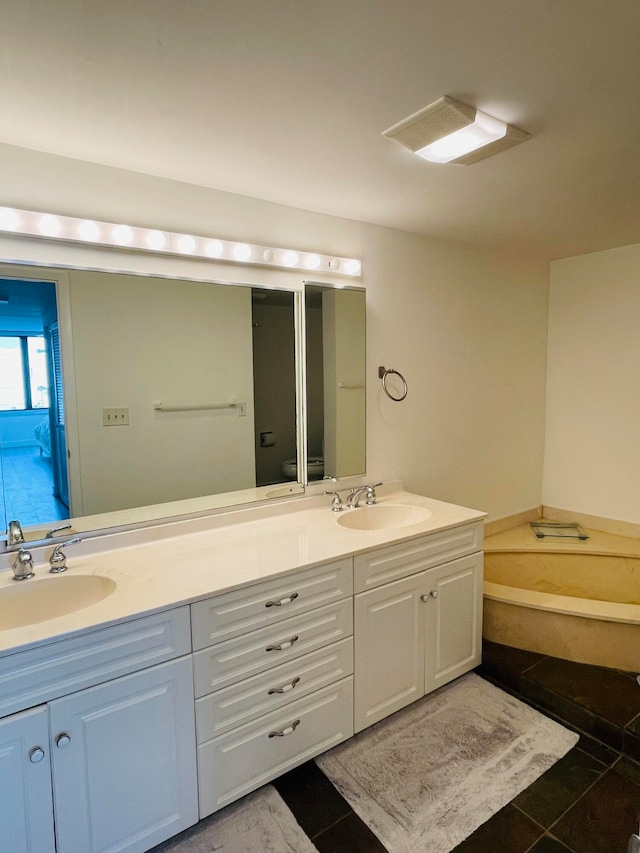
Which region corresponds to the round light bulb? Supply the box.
[176,235,196,254]
[146,230,166,250]
[304,254,322,270]
[262,249,275,263]
[343,259,361,276]
[0,208,19,231]
[282,250,299,267]
[39,214,61,237]
[233,243,252,262]
[205,240,223,258]
[328,258,341,271]
[112,224,134,245]
[77,220,99,242]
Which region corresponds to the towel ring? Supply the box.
[378,366,408,402]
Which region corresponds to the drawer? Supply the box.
[191,558,352,651]
[354,522,482,593]
[193,599,352,694]
[0,607,191,717]
[195,637,353,739]
[198,676,353,816]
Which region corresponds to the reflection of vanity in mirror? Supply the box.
[0,257,365,549]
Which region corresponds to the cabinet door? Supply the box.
[0,705,55,853]
[354,572,425,732]
[424,552,483,694]
[50,657,198,853]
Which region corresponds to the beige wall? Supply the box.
[362,226,549,519]
[0,143,550,521]
[543,244,640,523]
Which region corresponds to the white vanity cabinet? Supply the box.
[0,608,198,853]
[192,558,354,817]
[0,705,56,853]
[353,522,483,732]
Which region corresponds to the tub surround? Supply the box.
[484,521,640,670]
[0,482,484,657]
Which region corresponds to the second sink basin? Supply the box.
[0,574,116,630]
[337,504,431,530]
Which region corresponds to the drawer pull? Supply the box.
[268,676,301,695]
[265,592,299,608]
[266,635,299,652]
[268,718,301,738]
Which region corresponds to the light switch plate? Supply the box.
[102,407,130,426]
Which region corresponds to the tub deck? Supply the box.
[483,520,640,671]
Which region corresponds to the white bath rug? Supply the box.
[151,784,318,852]
[316,673,579,853]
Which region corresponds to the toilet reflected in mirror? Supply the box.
[281,457,325,481]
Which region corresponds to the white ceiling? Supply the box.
[2,0,640,261]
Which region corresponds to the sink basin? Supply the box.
[0,574,116,630]
[336,504,431,531]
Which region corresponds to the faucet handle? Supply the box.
[49,538,82,573]
[323,491,344,512]
[12,548,35,581]
[365,482,383,505]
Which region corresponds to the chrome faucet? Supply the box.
[8,519,25,545]
[346,483,382,508]
[49,538,82,573]
[12,548,35,581]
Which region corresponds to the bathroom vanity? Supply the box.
[0,486,484,853]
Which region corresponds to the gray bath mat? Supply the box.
[316,673,578,853]
[151,784,318,852]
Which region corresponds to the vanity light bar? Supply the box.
[0,206,362,277]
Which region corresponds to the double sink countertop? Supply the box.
[0,482,485,658]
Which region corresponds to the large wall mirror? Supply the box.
[0,254,366,550]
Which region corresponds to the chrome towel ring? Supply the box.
[378,366,408,402]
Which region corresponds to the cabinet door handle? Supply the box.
[268,719,301,738]
[29,746,46,763]
[268,676,301,695]
[55,733,71,749]
[420,590,439,602]
[266,635,299,652]
[265,592,299,608]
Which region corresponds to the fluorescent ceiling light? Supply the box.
[416,111,507,163]
[383,96,529,165]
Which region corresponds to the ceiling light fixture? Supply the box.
[383,96,529,165]
[0,207,362,278]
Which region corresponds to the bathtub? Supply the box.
[483,524,640,671]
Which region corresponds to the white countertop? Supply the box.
[0,485,485,657]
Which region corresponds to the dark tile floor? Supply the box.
[272,641,640,853]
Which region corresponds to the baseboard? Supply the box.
[542,506,640,540]
[484,506,542,539]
